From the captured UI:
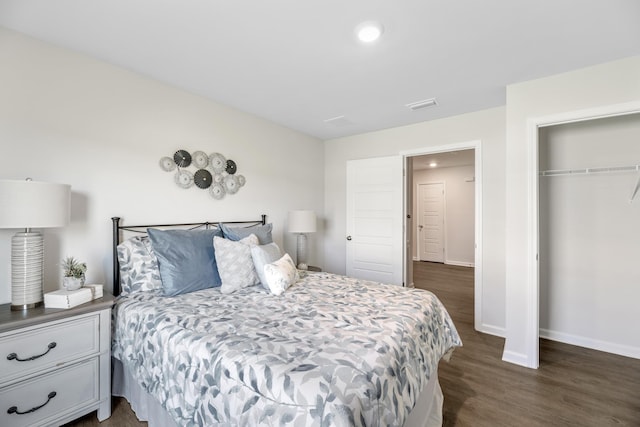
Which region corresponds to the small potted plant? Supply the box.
[62,256,87,291]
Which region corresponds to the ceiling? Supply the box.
[413,150,475,171]
[1,1,639,140]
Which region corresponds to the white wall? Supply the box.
[539,115,640,357]
[413,165,475,266]
[503,56,640,366]
[324,107,507,334]
[0,28,325,302]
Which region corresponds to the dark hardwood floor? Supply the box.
[67,262,640,426]
[414,261,640,426]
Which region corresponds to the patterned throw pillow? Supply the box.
[263,253,299,296]
[117,236,162,296]
[214,234,260,294]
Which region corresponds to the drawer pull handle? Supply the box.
[7,391,57,415]
[7,342,57,362]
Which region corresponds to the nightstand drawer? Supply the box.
[0,314,99,385]
[0,357,98,427]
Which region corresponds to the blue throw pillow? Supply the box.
[220,223,273,245]
[147,227,223,296]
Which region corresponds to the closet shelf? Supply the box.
[540,164,639,177]
[540,164,640,204]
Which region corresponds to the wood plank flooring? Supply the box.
[66,262,640,426]
[413,261,640,427]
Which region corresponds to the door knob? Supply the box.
[346,236,352,241]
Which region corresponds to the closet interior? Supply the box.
[538,113,640,359]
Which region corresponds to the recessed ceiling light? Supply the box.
[355,21,384,43]
[430,162,438,168]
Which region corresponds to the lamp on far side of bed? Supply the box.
[288,210,316,270]
[0,179,71,310]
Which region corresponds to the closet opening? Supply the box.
[538,113,640,360]
[526,101,640,368]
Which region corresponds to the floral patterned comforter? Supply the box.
[112,272,462,426]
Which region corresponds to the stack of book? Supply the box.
[83,283,103,299]
[44,288,93,309]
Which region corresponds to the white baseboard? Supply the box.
[477,323,505,338]
[445,260,475,268]
[411,258,475,268]
[539,328,640,360]
[502,350,535,368]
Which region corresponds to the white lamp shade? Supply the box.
[0,179,71,229]
[288,210,316,233]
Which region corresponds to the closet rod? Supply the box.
[540,164,639,177]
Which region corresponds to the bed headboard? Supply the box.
[111,215,267,296]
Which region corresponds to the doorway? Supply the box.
[402,141,482,331]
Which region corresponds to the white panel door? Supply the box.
[346,156,403,285]
[418,183,445,262]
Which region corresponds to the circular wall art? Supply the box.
[174,150,192,167]
[209,153,227,173]
[159,156,176,172]
[194,169,213,189]
[159,149,246,199]
[226,159,237,175]
[174,170,194,189]
[192,151,209,169]
[210,183,225,200]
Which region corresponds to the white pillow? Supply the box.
[214,234,260,294]
[264,253,299,296]
[250,242,283,289]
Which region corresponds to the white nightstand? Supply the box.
[0,295,114,427]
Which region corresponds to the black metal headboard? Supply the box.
[111,215,267,296]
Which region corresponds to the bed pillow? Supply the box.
[264,253,299,296]
[214,234,260,294]
[117,235,162,296]
[220,222,273,245]
[250,242,283,289]
[147,227,223,296]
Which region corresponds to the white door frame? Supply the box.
[525,100,640,368]
[401,140,483,332]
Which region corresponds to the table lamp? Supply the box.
[288,210,316,270]
[0,179,71,310]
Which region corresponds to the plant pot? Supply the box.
[63,276,84,291]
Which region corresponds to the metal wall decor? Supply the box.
[159,150,246,199]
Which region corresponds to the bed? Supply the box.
[110,216,462,426]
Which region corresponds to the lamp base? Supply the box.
[11,231,44,310]
[296,233,308,270]
[11,301,43,311]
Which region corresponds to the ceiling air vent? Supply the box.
[406,98,438,111]
[323,116,354,127]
